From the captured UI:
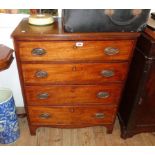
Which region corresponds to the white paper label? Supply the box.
[75,42,84,47]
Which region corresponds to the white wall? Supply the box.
[0,14,29,107]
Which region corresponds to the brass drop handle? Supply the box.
[32,48,46,56]
[95,113,105,119]
[39,113,51,119]
[97,91,110,98]
[35,70,48,78]
[104,47,119,55]
[101,70,115,77]
[37,93,49,99]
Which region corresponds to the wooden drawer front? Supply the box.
[22,63,128,84]
[18,40,134,61]
[25,84,123,105]
[28,105,116,125]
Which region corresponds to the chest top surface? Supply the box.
[11,18,140,41]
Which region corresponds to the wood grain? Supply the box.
[18,40,134,61]
[22,62,128,84]
[25,84,123,105]
[28,105,117,125]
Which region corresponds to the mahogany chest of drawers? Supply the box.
[12,18,139,135]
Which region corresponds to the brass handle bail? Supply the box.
[32,48,46,56]
[35,70,48,78]
[39,113,51,119]
[37,93,49,99]
[101,70,115,77]
[104,47,119,55]
[97,92,110,98]
[95,113,105,119]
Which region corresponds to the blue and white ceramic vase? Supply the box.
[0,88,20,144]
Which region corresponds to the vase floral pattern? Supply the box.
[0,96,20,144]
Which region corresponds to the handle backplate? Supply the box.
[101,70,115,77]
[97,91,110,98]
[39,113,51,119]
[32,48,46,56]
[95,113,105,119]
[37,93,49,99]
[35,70,48,78]
[104,47,119,55]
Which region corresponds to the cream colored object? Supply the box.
[147,17,155,29]
[28,14,54,26]
[0,88,12,103]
